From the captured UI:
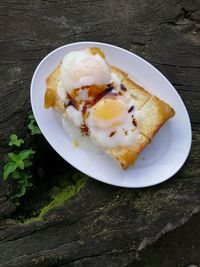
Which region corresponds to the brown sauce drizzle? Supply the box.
[128,106,134,113]
[64,103,69,108]
[66,84,118,138]
[132,117,137,127]
[118,91,123,96]
[87,84,107,98]
[83,110,90,120]
[125,130,128,136]
[80,84,115,119]
[82,101,89,115]
[80,123,89,136]
[90,84,114,107]
[109,131,116,137]
[120,84,127,91]
[66,93,79,110]
[66,84,114,112]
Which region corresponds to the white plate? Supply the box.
[31,42,192,188]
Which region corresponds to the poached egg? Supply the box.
[60,49,111,99]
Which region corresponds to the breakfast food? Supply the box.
[44,47,175,169]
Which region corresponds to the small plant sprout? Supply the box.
[3,148,35,205]
[2,113,41,206]
[3,149,35,180]
[28,114,41,135]
[9,134,24,147]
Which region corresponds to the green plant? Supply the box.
[9,134,24,147]
[3,149,35,205]
[28,114,41,135]
[3,113,41,205]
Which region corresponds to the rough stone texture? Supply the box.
[130,211,200,266]
[0,0,200,266]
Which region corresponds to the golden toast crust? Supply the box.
[106,133,149,169]
[138,95,175,139]
[44,65,65,112]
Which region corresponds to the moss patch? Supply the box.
[25,173,88,224]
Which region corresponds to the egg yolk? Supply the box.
[93,97,127,128]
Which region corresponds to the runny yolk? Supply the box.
[93,98,126,128]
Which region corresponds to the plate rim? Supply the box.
[30,41,192,188]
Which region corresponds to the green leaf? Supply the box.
[20,179,28,186]
[10,134,18,141]
[8,134,24,147]
[28,123,34,130]
[17,159,24,169]
[20,177,33,187]
[36,128,40,134]
[24,160,32,168]
[28,114,35,120]
[23,172,32,180]
[28,115,41,135]
[3,162,17,180]
[34,127,41,134]
[18,179,26,184]
[11,170,20,179]
[29,126,41,135]
[14,186,26,198]
[19,149,35,160]
[8,152,19,162]
[18,171,32,181]
[18,138,24,144]
[19,150,31,160]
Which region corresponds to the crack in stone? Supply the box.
[137,206,200,251]
[162,7,199,27]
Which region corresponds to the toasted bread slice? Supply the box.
[138,95,175,139]
[44,54,175,169]
[106,132,149,169]
[109,65,128,81]
[110,65,151,110]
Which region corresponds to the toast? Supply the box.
[45,59,175,169]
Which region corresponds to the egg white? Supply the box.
[62,117,103,153]
[60,50,111,95]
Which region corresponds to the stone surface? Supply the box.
[0,0,200,266]
[131,211,200,266]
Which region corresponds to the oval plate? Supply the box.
[31,42,192,188]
